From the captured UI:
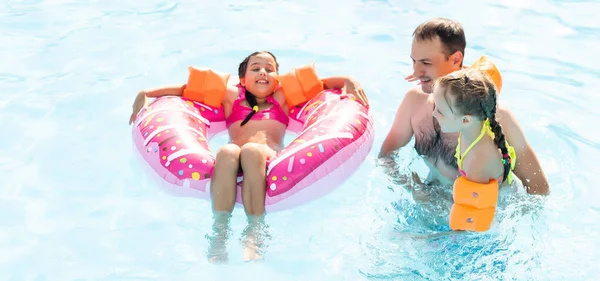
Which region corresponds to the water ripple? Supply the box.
[2,0,600,280]
[138,2,179,15]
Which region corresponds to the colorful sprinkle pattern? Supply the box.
[266,89,370,197]
[132,89,374,209]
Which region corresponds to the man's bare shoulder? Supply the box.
[405,86,429,99]
[494,103,519,129]
[495,102,510,114]
[400,86,429,108]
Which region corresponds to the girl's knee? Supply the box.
[214,144,241,171]
[239,143,268,166]
[216,144,241,161]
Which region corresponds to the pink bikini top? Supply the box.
[225,85,289,128]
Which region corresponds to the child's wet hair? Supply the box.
[435,69,511,183]
[237,51,280,126]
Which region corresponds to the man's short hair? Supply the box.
[413,18,466,63]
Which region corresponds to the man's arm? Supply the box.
[497,106,550,195]
[378,88,419,158]
[377,88,420,186]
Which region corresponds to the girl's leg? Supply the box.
[238,143,275,261]
[211,144,242,212]
[239,143,275,216]
[206,144,241,263]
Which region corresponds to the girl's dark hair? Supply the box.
[237,51,279,126]
[436,69,511,183]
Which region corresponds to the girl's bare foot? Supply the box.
[206,211,232,263]
[241,214,269,262]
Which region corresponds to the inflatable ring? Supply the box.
[132,64,374,212]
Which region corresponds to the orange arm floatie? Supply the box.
[182,66,230,108]
[470,56,503,94]
[449,176,499,232]
[278,63,325,108]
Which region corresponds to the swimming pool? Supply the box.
[2,0,599,279]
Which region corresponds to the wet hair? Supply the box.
[435,69,511,183]
[237,51,280,126]
[413,18,466,67]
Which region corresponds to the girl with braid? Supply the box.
[129,51,368,262]
[431,68,516,185]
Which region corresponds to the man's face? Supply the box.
[410,36,461,94]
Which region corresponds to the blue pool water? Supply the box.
[2,0,600,280]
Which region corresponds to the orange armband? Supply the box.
[182,66,230,108]
[470,56,503,94]
[449,176,499,232]
[277,63,325,108]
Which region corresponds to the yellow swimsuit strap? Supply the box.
[455,120,491,170]
[455,119,517,184]
[504,143,517,184]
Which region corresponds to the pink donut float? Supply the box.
[131,89,374,212]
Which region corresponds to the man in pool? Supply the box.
[378,18,550,196]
